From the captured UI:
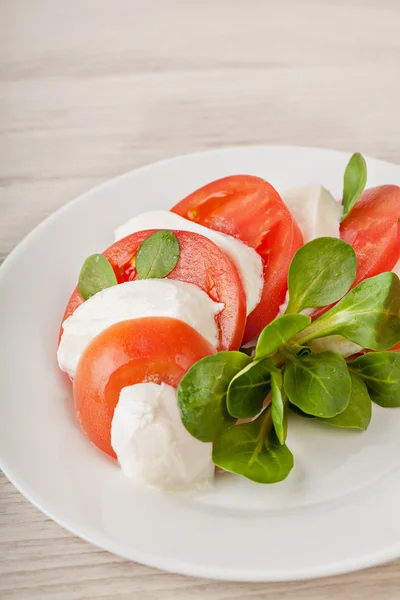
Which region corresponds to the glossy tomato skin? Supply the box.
[171,175,303,343]
[340,185,400,285]
[74,317,216,457]
[60,229,246,351]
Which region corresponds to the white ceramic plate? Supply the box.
[1,146,400,582]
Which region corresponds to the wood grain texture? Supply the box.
[1,0,400,597]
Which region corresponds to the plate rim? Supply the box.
[1,458,400,582]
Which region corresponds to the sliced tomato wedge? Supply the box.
[171,175,303,343]
[312,186,400,352]
[340,185,400,285]
[60,229,246,351]
[74,317,216,457]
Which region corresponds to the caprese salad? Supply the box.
[57,153,400,490]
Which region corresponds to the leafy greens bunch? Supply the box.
[177,158,400,484]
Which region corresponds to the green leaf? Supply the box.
[284,341,312,357]
[271,370,288,444]
[212,407,294,484]
[286,238,357,314]
[288,404,315,419]
[255,314,311,359]
[78,254,118,300]
[318,372,371,430]
[226,358,274,419]
[177,352,251,442]
[349,352,400,407]
[136,230,180,279]
[294,345,312,357]
[342,152,367,220]
[298,273,400,351]
[283,350,351,417]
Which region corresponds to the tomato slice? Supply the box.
[340,185,400,285]
[312,185,400,335]
[61,229,246,351]
[74,317,216,457]
[171,175,303,343]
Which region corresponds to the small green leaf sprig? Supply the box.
[135,230,180,279]
[78,254,118,300]
[78,231,180,299]
[342,152,367,221]
[178,237,400,485]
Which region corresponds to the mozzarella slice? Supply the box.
[114,210,263,316]
[282,184,343,242]
[111,382,214,490]
[58,279,223,377]
[278,184,343,317]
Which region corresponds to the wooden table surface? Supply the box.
[1,1,400,598]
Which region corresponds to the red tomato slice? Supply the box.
[340,185,400,285]
[74,317,216,457]
[171,175,303,343]
[60,229,246,351]
[311,185,400,324]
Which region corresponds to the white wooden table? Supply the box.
[1,1,400,598]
